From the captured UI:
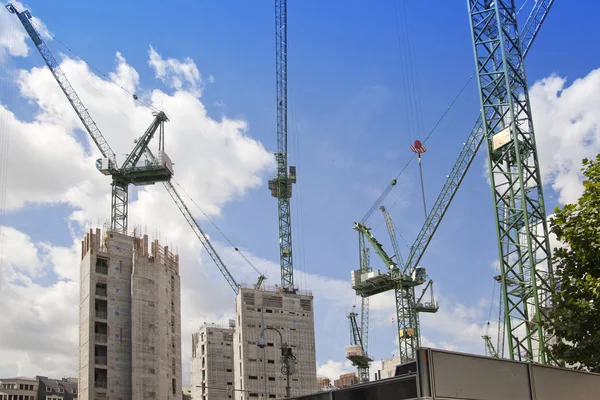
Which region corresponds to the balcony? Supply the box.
[96,257,109,275]
[95,334,107,343]
[95,356,107,365]
[95,287,108,297]
[95,311,108,320]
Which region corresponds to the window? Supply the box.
[172,379,176,395]
[73,389,77,394]
[59,387,64,393]
[268,360,275,364]
[248,376,258,380]
[226,368,232,372]
[46,387,52,392]
[268,377,275,381]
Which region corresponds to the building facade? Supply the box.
[78,228,182,400]
[191,323,235,400]
[233,286,317,400]
[0,377,38,400]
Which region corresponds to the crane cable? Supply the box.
[24,10,159,113]
[361,0,535,225]
[360,73,474,223]
[0,16,20,293]
[171,179,265,280]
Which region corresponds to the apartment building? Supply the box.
[191,322,235,400]
[233,285,317,400]
[78,228,182,400]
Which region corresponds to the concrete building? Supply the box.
[333,373,358,389]
[37,376,78,399]
[191,322,235,400]
[0,377,38,400]
[78,228,182,400]
[233,285,317,400]
[381,355,403,379]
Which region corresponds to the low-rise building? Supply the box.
[317,377,331,391]
[0,377,38,400]
[333,373,358,389]
[37,376,78,399]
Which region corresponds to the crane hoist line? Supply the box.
[7,2,265,294]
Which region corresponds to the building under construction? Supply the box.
[232,285,318,400]
[78,228,182,400]
[191,322,235,400]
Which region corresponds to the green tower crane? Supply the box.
[467,0,556,365]
[346,233,372,382]
[6,3,173,234]
[351,0,555,363]
[9,2,265,294]
[268,0,297,291]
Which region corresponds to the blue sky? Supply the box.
[1,0,600,385]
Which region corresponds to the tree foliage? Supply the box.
[548,154,600,371]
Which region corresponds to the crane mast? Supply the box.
[467,0,556,365]
[345,233,371,382]
[269,0,296,291]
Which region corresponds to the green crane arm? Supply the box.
[142,148,240,294]
[6,3,118,168]
[381,206,405,271]
[121,111,169,171]
[402,0,555,275]
[353,222,397,271]
[163,180,240,294]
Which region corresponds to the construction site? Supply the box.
[1,0,600,400]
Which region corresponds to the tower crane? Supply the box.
[351,0,555,362]
[345,235,372,382]
[5,3,173,235]
[268,0,297,292]
[352,208,438,362]
[467,0,557,365]
[8,3,264,295]
[345,305,372,383]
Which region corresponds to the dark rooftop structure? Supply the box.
[36,376,78,400]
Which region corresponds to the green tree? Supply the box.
[548,154,600,371]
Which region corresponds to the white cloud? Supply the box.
[148,46,203,97]
[530,68,600,204]
[481,68,600,205]
[316,359,353,382]
[0,5,29,63]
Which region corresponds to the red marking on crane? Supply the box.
[410,140,427,155]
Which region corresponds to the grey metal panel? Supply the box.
[532,364,600,400]
[430,350,532,400]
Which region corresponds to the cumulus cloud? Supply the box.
[148,46,203,97]
[481,68,600,206]
[0,39,275,381]
[316,359,353,382]
[530,68,600,204]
